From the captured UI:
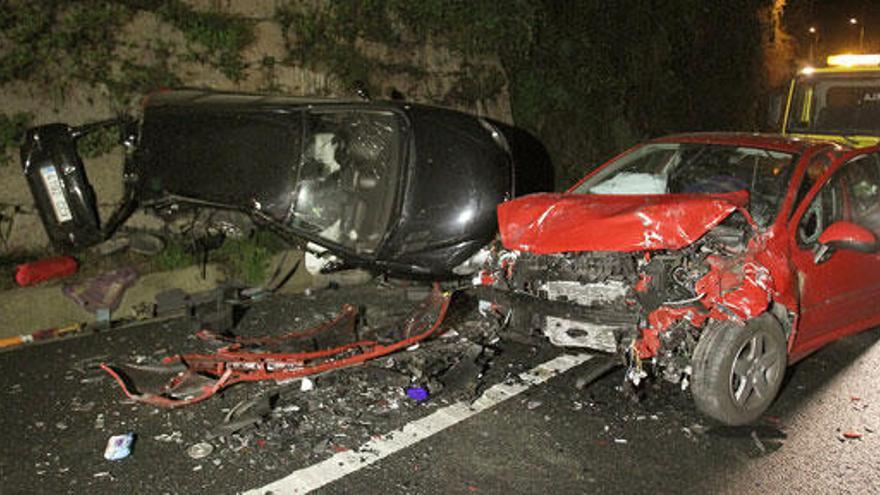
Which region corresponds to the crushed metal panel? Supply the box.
[538,280,628,305]
[543,316,620,352]
[536,280,629,352]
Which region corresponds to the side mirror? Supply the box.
[814,221,878,263]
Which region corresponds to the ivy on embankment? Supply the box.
[0,0,253,159]
[0,0,251,104]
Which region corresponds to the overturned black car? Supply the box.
[22,90,551,277]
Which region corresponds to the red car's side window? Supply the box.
[797,177,842,247]
[841,152,880,235]
[791,152,832,221]
[797,152,880,247]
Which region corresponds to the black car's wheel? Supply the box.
[691,315,787,426]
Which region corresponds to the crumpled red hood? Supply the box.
[497,190,749,253]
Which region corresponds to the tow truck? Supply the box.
[781,53,880,146]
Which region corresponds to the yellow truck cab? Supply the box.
[782,54,880,146]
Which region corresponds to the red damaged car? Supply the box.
[476,133,880,425]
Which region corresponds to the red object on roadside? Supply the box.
[14,256,78,287]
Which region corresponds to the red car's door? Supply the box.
[789,149,880,357]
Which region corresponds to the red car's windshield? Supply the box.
[572,143,795,227]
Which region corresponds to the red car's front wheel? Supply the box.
[691,314,787,426]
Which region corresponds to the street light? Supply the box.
[808,26,818,62]
[850,17,865,51]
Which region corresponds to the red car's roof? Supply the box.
[650,132,845,154]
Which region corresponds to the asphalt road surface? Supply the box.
[1,283,878,494]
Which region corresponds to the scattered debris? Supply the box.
[526,400,542,410]
[842,431,863,440]
[101,286,451,407]
[92,235,131,256]
[153,431,184,443]
[128,232,165,256]
[153,286,238,332]
[682,426,695,439]
[689,423,709,435]
[436,342,487,395]
[104,433,135,461]
[70,397,95,412]
[207,393,276,439]
[63,266,139,313]
[574,358,619,390]
[187,442,214,459]
[750,430,767,454]
[300,378,315,392]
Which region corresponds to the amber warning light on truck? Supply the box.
[825,53,880,68]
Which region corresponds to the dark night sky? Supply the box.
[788,0,879,59]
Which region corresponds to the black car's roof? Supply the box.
[144,88,400,112]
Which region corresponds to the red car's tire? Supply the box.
[691,314,787,426]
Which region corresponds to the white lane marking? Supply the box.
[246,353,594,495]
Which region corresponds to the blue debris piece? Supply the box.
[406,386,429,402]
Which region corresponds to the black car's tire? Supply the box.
[691,315,787,426]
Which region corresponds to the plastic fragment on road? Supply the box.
[104,433,134,460]
[101,285,451,407]
[14,255,78,286]
[187,442,214,459]
[406,386,429,402]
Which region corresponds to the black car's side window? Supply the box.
[292,110,402,252]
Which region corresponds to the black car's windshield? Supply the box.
[572,143,795,227]
[290,109,403,253]
[787,73,880,137]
